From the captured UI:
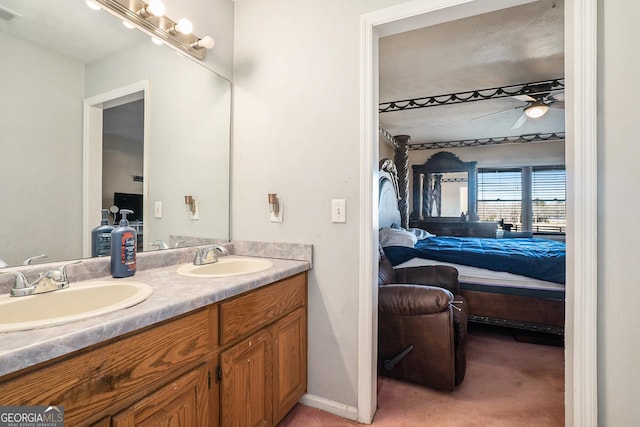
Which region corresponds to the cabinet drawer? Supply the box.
[220,272,306,345]
[0,309,211,426]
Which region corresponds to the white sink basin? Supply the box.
[0,281,153,333]
[176,256,273,278]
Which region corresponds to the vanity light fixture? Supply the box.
[185,196,197,214]
[170,18,193,36]
[268,194,280,217]
[138,0,165,18]
[91,0,215,59]
[524,100,550,119]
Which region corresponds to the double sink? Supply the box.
[0,256,273,333]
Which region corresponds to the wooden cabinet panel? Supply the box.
[272,308,307,424]
[0,309,211,426]
[112,365,209,427]
[220,273,306,345]
[220,329,273,427]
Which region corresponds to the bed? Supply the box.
[379,164,565,335]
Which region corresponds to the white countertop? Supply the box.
[0,256,309,378]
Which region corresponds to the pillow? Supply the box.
[379,227,417,248]
[407,228,435,240]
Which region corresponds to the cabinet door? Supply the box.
[272,308,307,424]
[220,329,272,427]
[112,365,209,427]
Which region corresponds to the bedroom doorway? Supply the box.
[359,0,597,424]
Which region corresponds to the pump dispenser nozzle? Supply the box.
[100,209,110,225]
[118,209,134,226]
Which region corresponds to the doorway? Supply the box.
[358,0,597,425]
[83,81,150,257]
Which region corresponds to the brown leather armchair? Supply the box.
[378,250,468,391]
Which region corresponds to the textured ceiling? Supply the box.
[0,0,145,63]
[379,0,564,145]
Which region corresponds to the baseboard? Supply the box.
[298,393,358,421]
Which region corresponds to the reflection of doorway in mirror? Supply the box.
[103,99,144,251]
[83,81,150,258]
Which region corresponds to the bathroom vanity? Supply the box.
[0,247,310,426]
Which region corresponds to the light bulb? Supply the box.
[142,0,165,17]
[524,101,549,119]
[85,0,101,11]
[175,18,193,35]
[194,35,215,50]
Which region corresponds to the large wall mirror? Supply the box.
[411,152,478,221]
[0,0,230,267]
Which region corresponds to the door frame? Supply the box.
[358,0,597,425]
[82,80,150,256]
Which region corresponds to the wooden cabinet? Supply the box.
[0,308,213,426]
[0,271,307,427]
[219,273,308,427]
[112,364,209,426]
[220,329,272,427]
[272,308,307,424]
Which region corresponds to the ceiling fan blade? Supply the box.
[510,111,528,130]
[549,101,565,109]
[513,94,536,102]
[471,106,520,121]
[550,91,565,101]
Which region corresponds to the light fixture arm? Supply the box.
[92,0,214,60]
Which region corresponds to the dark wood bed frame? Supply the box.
[380,158,565,335]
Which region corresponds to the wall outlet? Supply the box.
[270,199,283,222]
[154,201,162,219]
[331,199,346,223]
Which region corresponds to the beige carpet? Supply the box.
[279,325,564,426]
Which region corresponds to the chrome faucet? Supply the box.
[2,261,80,297]
[23,254,48,265]
[150,240,170,250]
[193,244,229,265]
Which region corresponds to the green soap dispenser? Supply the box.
[91,209,114,257]
[110,209,137,278]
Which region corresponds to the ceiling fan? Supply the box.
[472,84,565,130]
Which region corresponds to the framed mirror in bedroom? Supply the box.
[410,152,496,238]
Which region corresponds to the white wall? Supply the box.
[85,42,231,247]
[232,0,412,409]
[0,32,84,265]
[598,1,640,424]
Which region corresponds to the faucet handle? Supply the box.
[59,260,81,283]
[1,271,31,297]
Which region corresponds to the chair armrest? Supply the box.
[378,284,453,316]
[394,265,460,295]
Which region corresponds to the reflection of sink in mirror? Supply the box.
[0,281,153,333]
[176,257,273,278]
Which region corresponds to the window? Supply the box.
[532,167,566,233]
[477,168,522,225]
[478,167,566,233]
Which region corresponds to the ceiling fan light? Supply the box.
[524,101,549,119]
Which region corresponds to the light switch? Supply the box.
[154,201,162,218]
[331,199,346,223]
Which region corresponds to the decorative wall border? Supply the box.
[380,78,564,113]
[408,132,565,150]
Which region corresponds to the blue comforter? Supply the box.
[383,236,566,284]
